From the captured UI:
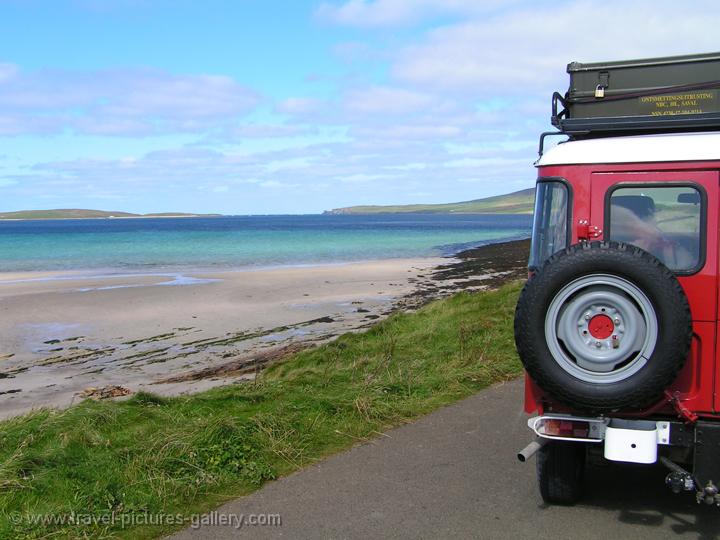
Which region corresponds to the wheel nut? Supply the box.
[584,314,591,321]
[614,318,620,324]
[595,341,602,347]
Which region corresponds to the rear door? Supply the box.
[590,170,719,412]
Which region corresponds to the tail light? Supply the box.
[529,415,607,442]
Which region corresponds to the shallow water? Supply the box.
[0,213,532,272]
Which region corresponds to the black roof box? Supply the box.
[552,52,720,136]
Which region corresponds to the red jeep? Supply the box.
[515,53,720,506]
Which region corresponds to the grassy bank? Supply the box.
[0,282,523,539]
[324,188,534,215]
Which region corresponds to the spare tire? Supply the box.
[514,241,692,412]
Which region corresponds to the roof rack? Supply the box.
[551,52,720,137]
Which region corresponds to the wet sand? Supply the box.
[0,239,531,419]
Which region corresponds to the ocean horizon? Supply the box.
[0,213,532,273]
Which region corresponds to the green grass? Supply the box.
[0,283,523,539]
[325,188,535,215]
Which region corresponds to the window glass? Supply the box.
[609,186,702,271]
[529,181,568,268]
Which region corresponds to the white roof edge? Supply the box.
[536,132,720,167]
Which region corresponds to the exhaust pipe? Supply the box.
[517,438,548,462]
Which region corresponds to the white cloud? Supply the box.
[265,157,313,173]
[0,63,18,83]
[0,65,261,136]
[445,157,529,171]
[259,180,300,189]
[352,124,462,139]
[344,85,436,114]
[6,133,539,212]
[225,124,311,138]
[393,0,720,93]
[337,172,396,183]
[276,97,324,115]
[387,162,427,170]
[316,0,517,27]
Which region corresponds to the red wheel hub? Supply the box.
[588,314,614,339]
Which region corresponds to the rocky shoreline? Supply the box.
[398,238,531,309]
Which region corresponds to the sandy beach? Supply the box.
[0,239,531,420]
[0,259,446,419]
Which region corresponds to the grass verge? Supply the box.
[0,282,523,539]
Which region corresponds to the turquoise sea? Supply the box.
[0,214,532,273]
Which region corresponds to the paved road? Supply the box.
[171,378,719,539]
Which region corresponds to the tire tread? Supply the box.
[537,441,585,505]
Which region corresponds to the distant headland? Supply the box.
[0,209,223,220]
[323,187,534,215]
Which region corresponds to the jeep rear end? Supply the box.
[515,53,720,507]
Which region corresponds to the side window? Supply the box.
[608,185,703,272]
[529,181,569,269]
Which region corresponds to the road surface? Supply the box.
[171,378,719,539]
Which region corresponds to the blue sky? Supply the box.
[1,0,719,214]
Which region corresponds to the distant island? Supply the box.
[2,188,536,220]
[324,188,534,215]
[0,209,222,220]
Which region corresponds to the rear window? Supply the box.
[608,185,703,272]
[529,181,569,269]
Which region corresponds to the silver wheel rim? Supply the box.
[544,274,658,384]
